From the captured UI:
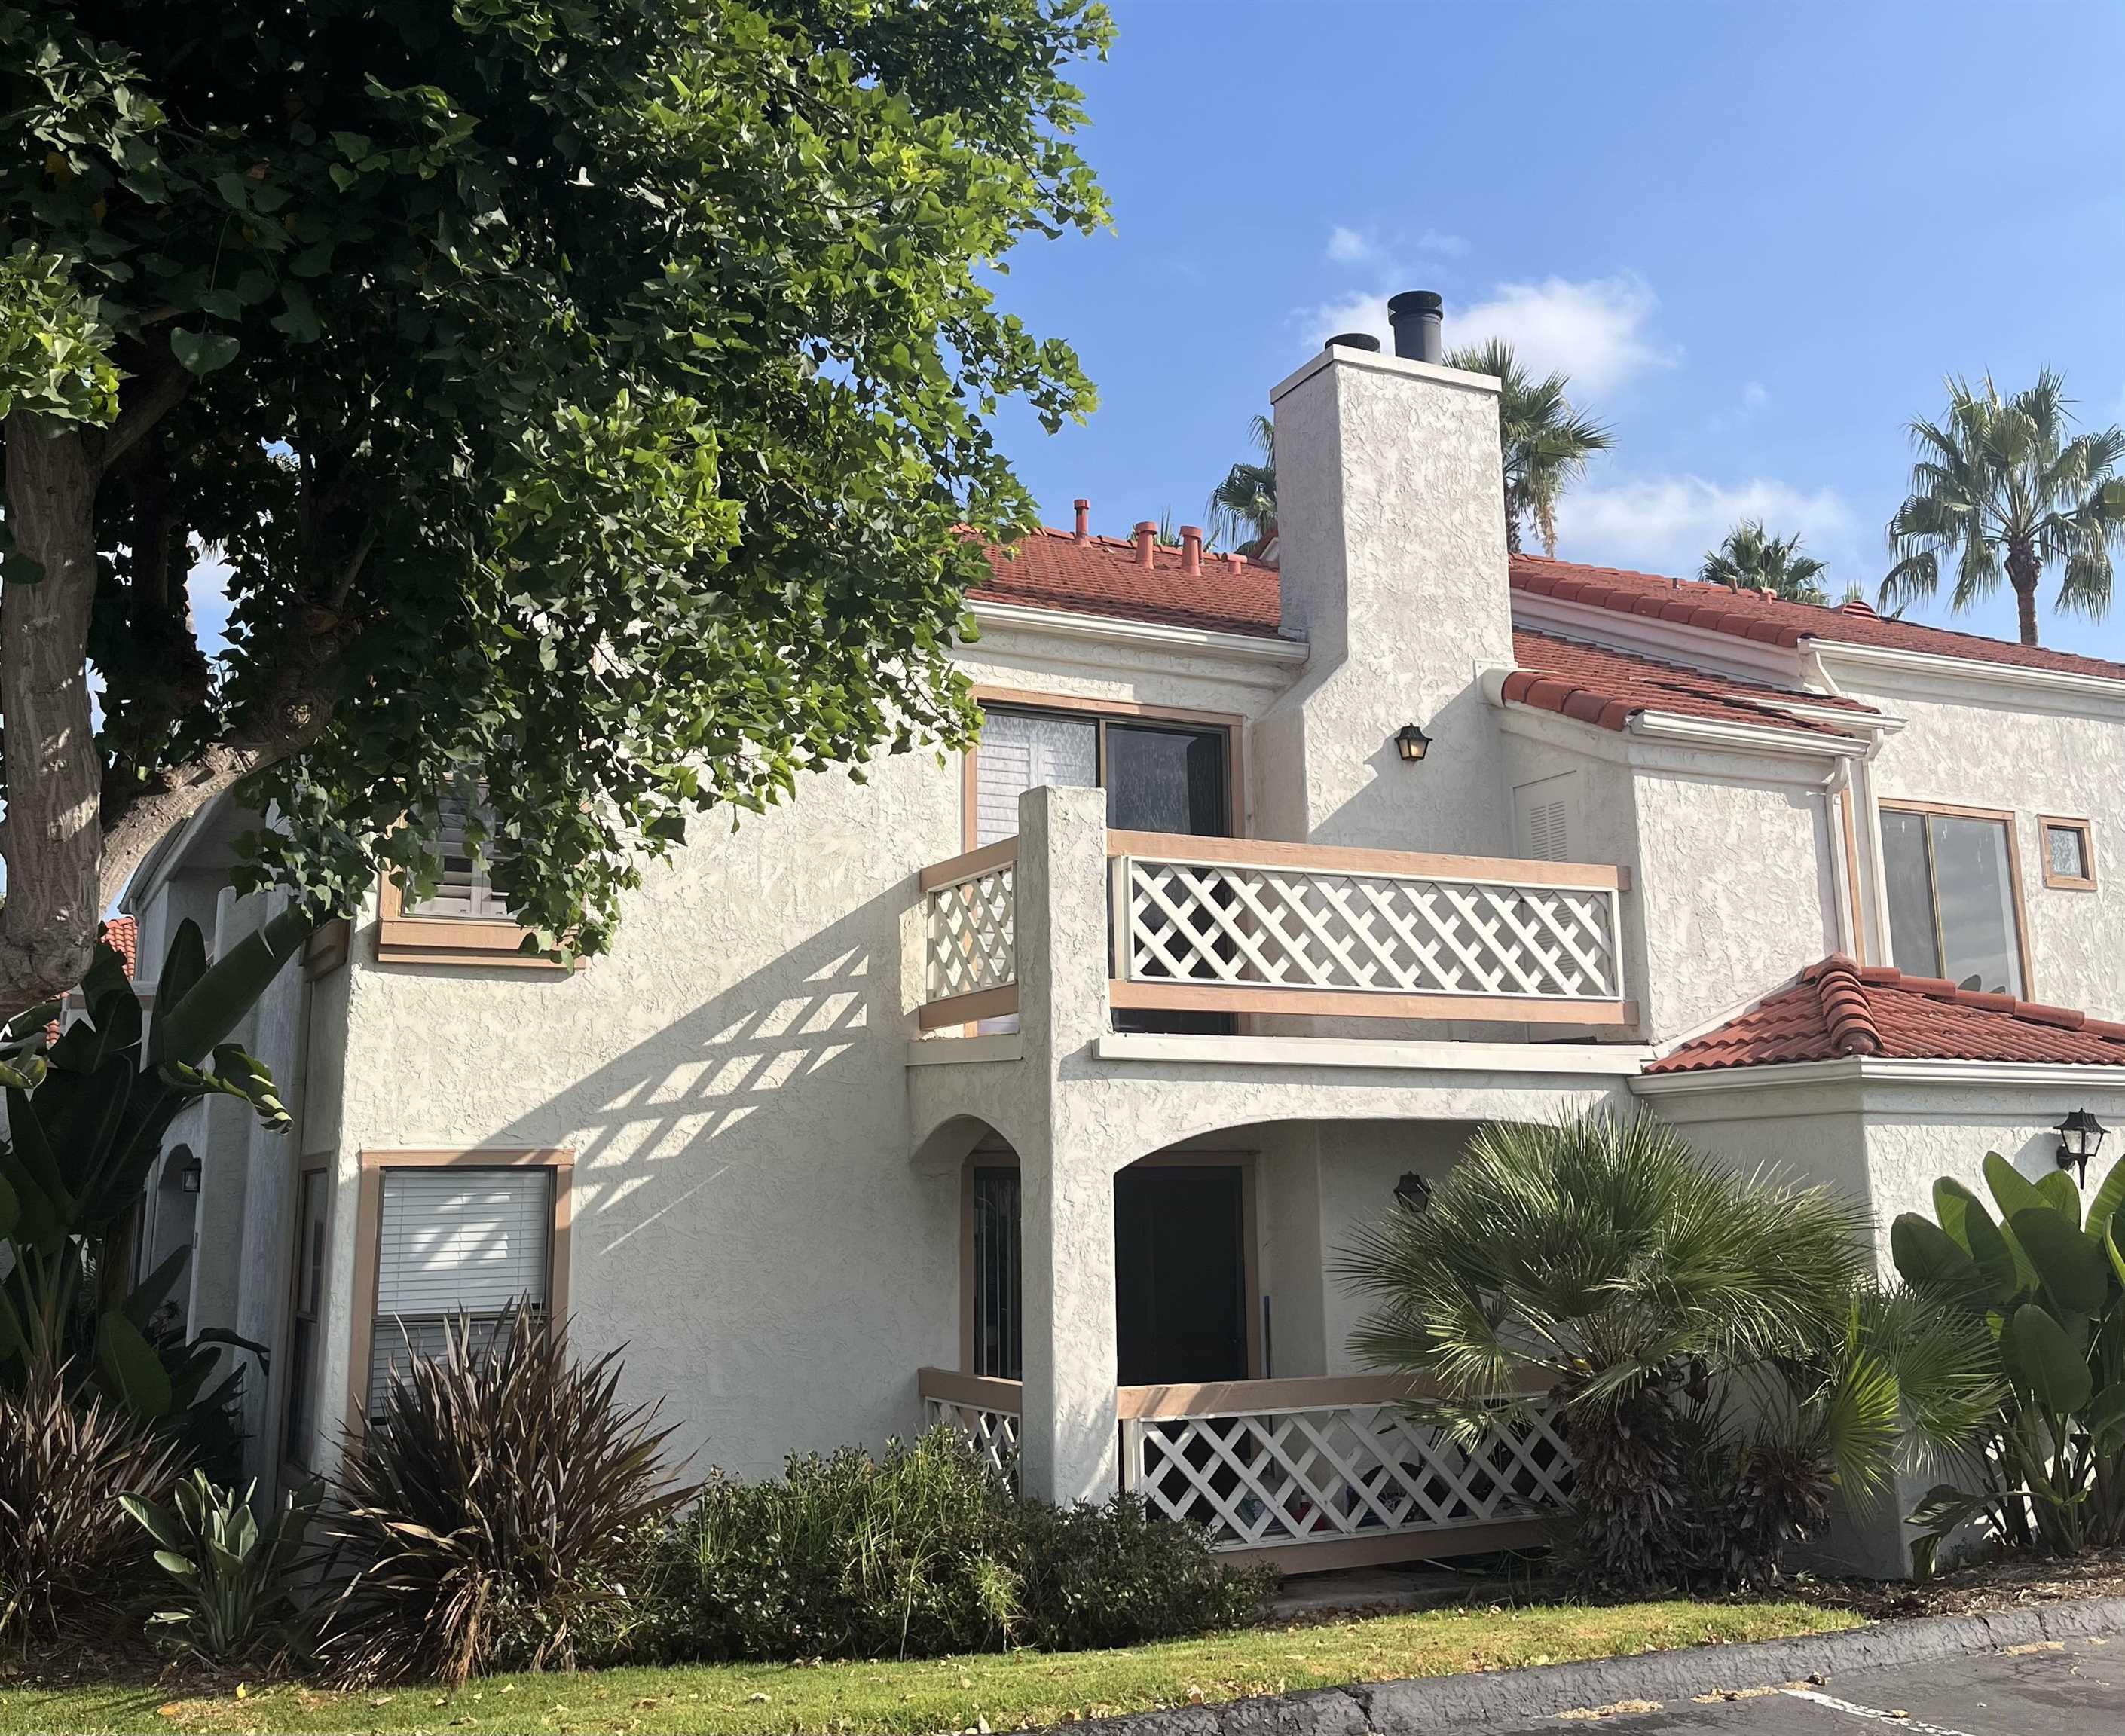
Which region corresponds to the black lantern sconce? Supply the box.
[2056,1108,2108,1187]
[1393,1170,1432,1214]
[179,1157,203,1195]
[1395,723,1433,763]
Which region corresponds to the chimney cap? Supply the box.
[1387,289,1444,317]
[1325,332,1382,353]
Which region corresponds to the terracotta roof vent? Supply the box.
[1132,521,1156,567]
[1072,499,1090,544]
[1839,596,1879,618]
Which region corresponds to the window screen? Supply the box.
[973,712,1096,846]
[2047,822,2092,885]
[370,1167,552,1412]
[1880,807,2024,996]
[971,1168,1021,1380]
[409,788,506,918]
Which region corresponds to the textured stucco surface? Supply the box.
[1842,670,2125,1018]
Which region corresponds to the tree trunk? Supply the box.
[0,408,105,1022]
[2007,542,2041,646]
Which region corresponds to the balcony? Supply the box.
[920,826,1634,1033]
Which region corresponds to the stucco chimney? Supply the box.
[1255,320,1515,855]
[1179,525,1203,575]
[1133,520,1156,566]
[1072,498,1090,543]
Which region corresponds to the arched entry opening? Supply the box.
[1113,1151,1256,1386]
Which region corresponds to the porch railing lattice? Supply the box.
[1118,853,1624,1004]
[1121,1395,1574,1553]
[923,855,1016,1004]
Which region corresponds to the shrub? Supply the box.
[647,1429,1267,1663]
[1894,1152,2125,1564]
[313,1306,692,1686]
[1013,1493,1270,1652]
[0,1372,188,1647]
[651,1429,1020,1661]
[123,1471,322,1664]
[1341,1112,1995,1594]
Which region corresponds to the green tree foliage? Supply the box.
[1340,1114,1996,1591]
[1701,518,1830,604]
[0,0,1111,1016]
[1206,414,1276,555]
[1443,338,1611,556]
[1894,1151,2125,1563]
[1882,371,2125,646]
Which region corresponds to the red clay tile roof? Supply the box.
[971,528,1285,638]
[1645,955,2125,1074]
[102,915,139,978]
[1505,628,1873,738]
[1510,554,2125,683]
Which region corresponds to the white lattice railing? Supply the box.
[919,1368,1021,1485]
[919,841,1018,1029]
[1108,830,1631,1024]
[1119,1377,1573,1557]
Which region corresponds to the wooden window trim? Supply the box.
[345,1148,575,1439]
[375,874,569,971]
[304,918,350,980]
[961,685,1247,851]
[2038,816,2097,892]
[1880,799,2036,997]
[958,1146,1262,1382]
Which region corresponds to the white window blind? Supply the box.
[1514,772,1578,863]
[411,789,506,918]
[370,1167,552,1410]
[974,711,1096,846]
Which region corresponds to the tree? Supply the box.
[0,0,1111,1020]
[1701,519,1830,604]
[1205,414,1275,555]
[1338,1114,1995,1591]
[1882,370,2125,646]
[1443,338,1611,555]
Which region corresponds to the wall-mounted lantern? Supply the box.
[2056,1108,2108,1187]
[179,1157,203,1195]
[1396,723,1433,763]
[1393,1170,1432,1214]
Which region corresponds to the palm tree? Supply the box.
[1338,1113,1995,1592]
[1444,338,1612,555]
[1701,519,1830,604]
[1883,371,2125,646]
[1206,415,1276,555]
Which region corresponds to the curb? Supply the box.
[1071,1595,2125,1735]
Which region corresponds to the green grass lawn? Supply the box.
[0,1598,1860,1735]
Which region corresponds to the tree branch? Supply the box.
[96,358,192,474]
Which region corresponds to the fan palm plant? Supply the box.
[1702,519,1830,604]
[1205,416,1276,555]
[1339,1114,1996,1591]
[1444,338,1612,555]
[1882,370,2125,646]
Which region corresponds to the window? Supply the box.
[1880,805,2028,996]
[971,705,1230,845]
[284,1168,329,1466]
[409,789,506,918]
[970,1167,1021,1380]
[2041,818,2096,891]
[375,790,563,968]
[366,1165,555,1415]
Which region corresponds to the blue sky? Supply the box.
[983,0,2125,656]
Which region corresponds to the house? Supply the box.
[123,298,2125,1579]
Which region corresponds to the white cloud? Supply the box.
[1741,380,1769,412]
[1325,225,1374,264]
[1554,475,1852,575]
[1300,271,1674,396]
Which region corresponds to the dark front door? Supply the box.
[1114,1165,1247,1386]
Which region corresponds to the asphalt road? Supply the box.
[1503,1634,2124,1734]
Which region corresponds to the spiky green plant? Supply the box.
[1205,415,1276,555]
[1443,338,1612,555]
[1339,1114,1995,1591]
[124,1470,322,1664]
[1702,519,1830,604]
[1882,370,2125,646]
[315,1304,693,1687]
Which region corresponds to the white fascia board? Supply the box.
[965,597,1310,667]
[1268,344,1503,407]
[1493,703,1842,788]
[1632,1053,2125,1099]
[1096,1031,1650,1076]
[1808,637,2125,717]
[1625,710,1868,761]
[1511,589,1808,686]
